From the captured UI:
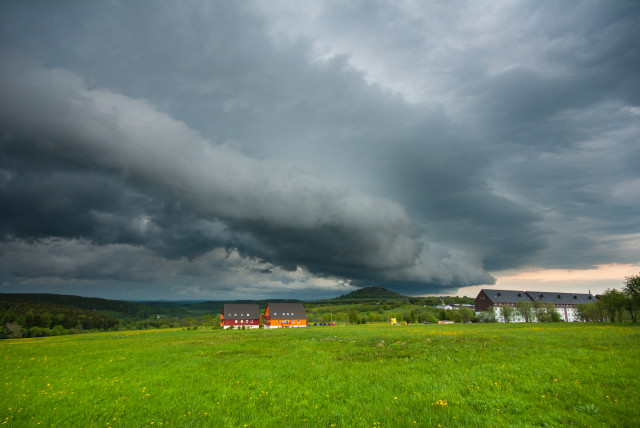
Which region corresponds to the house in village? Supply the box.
[434,304,453,310]
[475,289,596,323]
[220,304,261,329]
[262,302,307,328]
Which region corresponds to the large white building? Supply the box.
[475,289,597,323]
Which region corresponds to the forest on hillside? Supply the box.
[3,293,152,318]
[0,295,119,338]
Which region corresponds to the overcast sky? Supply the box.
[1,1,638,300]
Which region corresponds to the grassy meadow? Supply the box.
[1,323,638,427]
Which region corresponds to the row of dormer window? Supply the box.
[228,312,297,317]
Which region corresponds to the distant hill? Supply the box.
[0,295,119,336]
[333,286,407,301]
[0,293,152,319]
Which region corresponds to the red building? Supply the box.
[220,304,261,329]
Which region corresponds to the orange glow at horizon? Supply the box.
[451,263,640,298]
[496,263,640,283]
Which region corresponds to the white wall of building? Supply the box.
[493,305,583,323]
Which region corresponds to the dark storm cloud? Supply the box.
[0,171,149,244]
[0,0,638,298]
[0,56,435,289]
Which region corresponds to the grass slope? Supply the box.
[2,323,638,427]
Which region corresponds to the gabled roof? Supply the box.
[223,304,260,320]
[266,303,306,319]
[525,291,596,305]
[480,289,532,304]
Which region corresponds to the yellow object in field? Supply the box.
[390,318,397,324]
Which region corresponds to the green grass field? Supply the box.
[1,323,638,427]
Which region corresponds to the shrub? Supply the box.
[476,311,496,323]
[5,323,23,338]
[423,312,439,323]
[52,325,67,336]
[28,327,46,337]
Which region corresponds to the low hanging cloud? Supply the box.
[0,237,355,300]
[0,58,489,291]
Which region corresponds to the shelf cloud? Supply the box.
[0,1,638,299]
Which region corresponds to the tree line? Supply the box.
[575,274,640,322]
[306,305,480,325]
[2,293,152,319]
[1,296,119,338]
